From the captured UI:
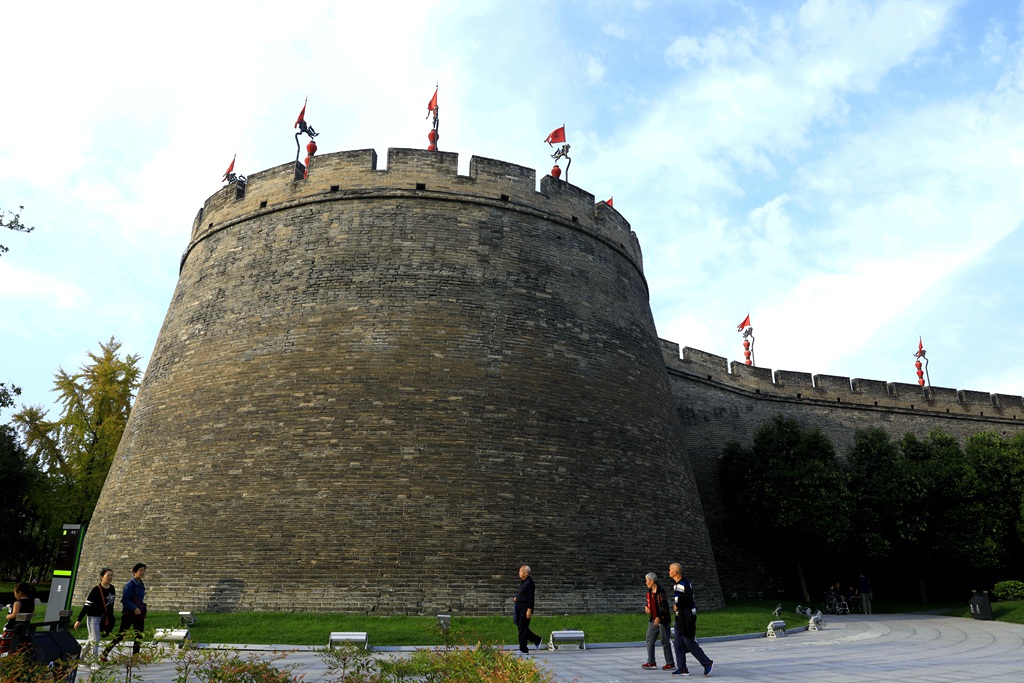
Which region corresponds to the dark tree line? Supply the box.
[720,415,1024,603]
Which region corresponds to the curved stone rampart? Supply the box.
[77,148,718,615]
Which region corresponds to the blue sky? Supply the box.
[2,0,1024,419]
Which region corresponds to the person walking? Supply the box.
[513,565,543,654]
[102,562,147,661]
[74,568,116,658]
[668,562,714,676]
[642,572,676,670]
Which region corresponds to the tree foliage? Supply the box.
[720,415,851,600]
[723,416,1024,601]
[13,337,142,550]
[1,204,33,256]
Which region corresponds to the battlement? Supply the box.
[187,147,641,273]
[661,339,1024,420]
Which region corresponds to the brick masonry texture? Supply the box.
[660,341,1024,597]
[76,148,722,615]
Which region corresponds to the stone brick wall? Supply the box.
[661,341,1024,597]
[76,148,722,615]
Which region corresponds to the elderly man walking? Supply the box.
[669,562,714,676]
[513,565,543,654]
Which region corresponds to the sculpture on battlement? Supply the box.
[294,98,320,179]
[737,314,755,366]
[426,85,440,151]
[221,154,246,185]
[914,337,930,387]
[545,125,571,181]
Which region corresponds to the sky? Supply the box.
[3,0,1024,420]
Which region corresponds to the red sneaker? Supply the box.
[663,664,676,670]
[642,662,657,669]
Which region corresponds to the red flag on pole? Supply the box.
[606,197,614,207]
[918,337,924,353]
[426,88,438,118]
[222,154,235,182]
[737,314,751,332]
[545,125,566,146]
[295,99,307,129]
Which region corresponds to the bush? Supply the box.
[992,580,1024,602]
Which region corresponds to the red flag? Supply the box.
[545,125,566,146]
[295,100,307,129]
[737,314,751,332]
[918,337,924,353]
[426,88,438,118]
[606,196,614,207]
[222,155,235,182]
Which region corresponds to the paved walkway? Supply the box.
[77,613,1024,682]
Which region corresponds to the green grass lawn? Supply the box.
[7,590,1013,646]
[130,599,978,647]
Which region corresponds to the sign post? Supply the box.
[44,524,86,624]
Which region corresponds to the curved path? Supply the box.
[534,614,1024,682]
[78,614,1024,682]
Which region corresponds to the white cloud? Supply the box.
[602,22,626,38]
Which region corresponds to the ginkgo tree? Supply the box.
[14,338,142,548]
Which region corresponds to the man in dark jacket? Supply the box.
[669,562,714,676]
[513,565,542,653]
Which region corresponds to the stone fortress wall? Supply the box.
[661,342,1024,597]
[76,148,722,615]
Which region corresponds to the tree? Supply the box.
[14,337,142,529]
[1,204,33,256]
[0,423,44,579]
[844,427,926,560]
[720,415,852,601]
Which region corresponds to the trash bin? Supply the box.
[969,591,994,620]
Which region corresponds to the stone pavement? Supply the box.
[77,613,1024,682]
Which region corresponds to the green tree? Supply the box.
[844,427,926,560]
[1,204,33,256]
[14,337,142,528]
[720,415,852,601]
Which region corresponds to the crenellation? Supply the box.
[729,361,773,388]
[958,389,994,407]
[813,374,853,393]
[660,339,682,368]
[889,382,927,401]
[468,156,536,200]
[923,386,960,405]
[385,147,460,184]
[851,378,889,398]
[680,346,729,376]
[186,148,644,275]
[993,394,1024,412]
[773,369,813,388]
[539,174,597,225]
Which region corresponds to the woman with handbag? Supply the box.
[74,568,116,658]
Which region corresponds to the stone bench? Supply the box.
[548,629,586,650]
[153,628,191,648]
[328,631,369,649]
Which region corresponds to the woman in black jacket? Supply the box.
[74,568,116,658]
